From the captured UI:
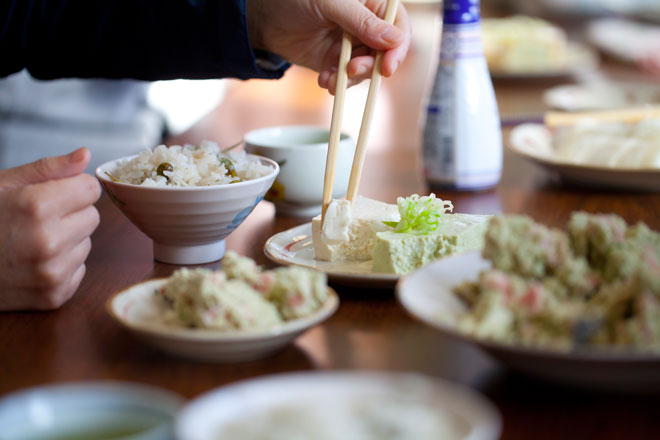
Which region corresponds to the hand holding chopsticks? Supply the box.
[321,0,402,223]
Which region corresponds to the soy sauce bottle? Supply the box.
[422,0,502,190]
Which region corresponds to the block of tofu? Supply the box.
[312,197,400,261]
[371,214,490,274]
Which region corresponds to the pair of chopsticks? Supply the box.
[321,0,401,224]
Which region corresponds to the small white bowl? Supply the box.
[96,154,279,265]
[176,371,501,440]
[107,278,339,362]
[0,381,183,440]
[244,125,355,217]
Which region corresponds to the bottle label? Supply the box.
[439,22,483,61]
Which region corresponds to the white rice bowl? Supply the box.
[112,141,274,187]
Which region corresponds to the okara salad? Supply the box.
[110,141,274,187]
[159,252,328,331]
[452,213,660,351]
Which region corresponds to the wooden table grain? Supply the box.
[3,12,660,439]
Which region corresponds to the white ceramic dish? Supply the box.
[264,223,399,289]
[544,82,660,112]
[489,42,599,80]
[176,371,501,440]
[397,251,660,390]
[508,123,660,191]
[107,278,339,362]
[244,125,355,217]
[96,154,279,265]
[587,18,660,64]
[0,381,183,440]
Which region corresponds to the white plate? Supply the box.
[508,123,660,191]
[0,381,183,440]
[489,42,599,80]
[544,82,660,112]
[264,223,399,289]
[587,18,660,64]
[397,251,660,390]
[176,371,501,440]
[107,278,339,362]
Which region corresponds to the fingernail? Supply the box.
[68,147,86,164]
[381,27,401,44]
[354,65,367,76]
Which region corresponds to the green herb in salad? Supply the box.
[383,194,454,235]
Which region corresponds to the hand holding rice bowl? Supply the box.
[96,142,279,264]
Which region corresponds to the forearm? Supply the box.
[0,0,288,81]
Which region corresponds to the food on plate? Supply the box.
[159,252,328,330]
[451,213,660,351]
[372,213,489,274]
[110,140,274,187]
[510,116,660,169]
[214,393,467,440]
[312,194,490,274]
[553,118,660,168]
[312,196,399,261]
[543,83,660,112]
[482,16,568,73]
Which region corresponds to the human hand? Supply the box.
[247,0,411,94]
[0,148,101,311]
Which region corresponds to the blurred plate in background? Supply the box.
[489,42,599,80]
[544,82,660,111]
[587,18,660,64]
[508,123,660,191]
[177,372,501,440]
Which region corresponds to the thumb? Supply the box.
[0,147,91,189]
[325,0,403,50]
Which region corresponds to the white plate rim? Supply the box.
[264,223,400,288]
[396,251,660,363]
[175,371,502,440]
[106,278,339,342]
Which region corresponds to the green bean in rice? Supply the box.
[112,141,274,187]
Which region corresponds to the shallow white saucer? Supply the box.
[107,278,339,362]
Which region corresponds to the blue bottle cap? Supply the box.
[443,0,480,25]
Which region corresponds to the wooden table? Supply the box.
[3,8,660,439]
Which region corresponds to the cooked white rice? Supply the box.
[112,141,274,187]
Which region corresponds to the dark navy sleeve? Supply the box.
[0,0,289,80]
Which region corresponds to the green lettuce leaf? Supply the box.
[383,194,453,235]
